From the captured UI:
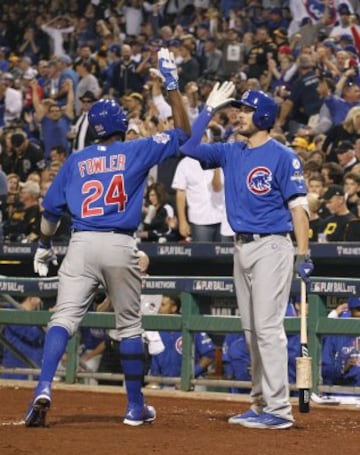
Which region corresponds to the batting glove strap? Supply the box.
[295,254,314,282]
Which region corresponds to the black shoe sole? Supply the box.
[25,398,50,427]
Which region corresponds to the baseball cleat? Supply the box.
[235,412,293,429]
[228,409,260,424]
[123,404,156,426]
[24,382,51,428]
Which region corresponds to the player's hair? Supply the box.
[146,182,169,207]
[163,294,181,314]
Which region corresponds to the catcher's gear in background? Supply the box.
[33,241,58,277]
[157,48,179,91]
[231,90,278,130]
[294,254,314,283]
[88,98,128,138]
[205,81,235,112]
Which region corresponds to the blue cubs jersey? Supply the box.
[322,334,360,386]
[150,331,215,378]
[1,324,44,379]
[181,129,307,233]
[42,130,186,231]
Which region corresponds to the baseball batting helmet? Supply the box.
[88,99,128,138]
[231,90,278,130]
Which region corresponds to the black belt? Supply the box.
[235,232,289,243]
[73,229,135,237]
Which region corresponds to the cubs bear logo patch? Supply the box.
[247,167,272,195]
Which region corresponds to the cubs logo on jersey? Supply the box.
[175,336,182,355]
[247,167,272,195]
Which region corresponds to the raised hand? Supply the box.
[157,47,179,91]
[205,81,235,111]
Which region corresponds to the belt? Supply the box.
[73,229,135,237]
[235,232,289,243]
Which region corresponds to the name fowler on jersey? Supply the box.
[78,153,126,177]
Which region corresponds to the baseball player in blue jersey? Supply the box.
[180,82,314,429]
[322,297,360,387]
[24,48,190,428]
[150,295,215,385]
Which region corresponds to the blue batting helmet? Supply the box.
[88,99,128,138]
[231,90,278,130]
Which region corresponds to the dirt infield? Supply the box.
[0,382,359,455]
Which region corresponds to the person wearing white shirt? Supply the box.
[172,131,224,242]
[0,75,22,127]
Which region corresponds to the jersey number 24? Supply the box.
[81,174,128,218]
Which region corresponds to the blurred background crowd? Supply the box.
[0,0,360,244]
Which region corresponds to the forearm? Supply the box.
[180,108,212,155]
[167,89,191,135]
[291,206,309,255]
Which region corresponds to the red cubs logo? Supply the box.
[247,167,272,195]
[175,336,182,355]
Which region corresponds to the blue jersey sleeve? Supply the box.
[321,336,342,385]
[42,157,73,220]
[276,147,307,202]
[180,109,227,169]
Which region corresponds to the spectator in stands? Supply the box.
[178,37,200,93]
[8,132,46,182]
[40,15,75,58]
[56,55,79,107]
[30,78,74,159]
[1,296,44,380]
[202,37,223,79]
[149,294,215,390]
[0,73,22,128]
[172,134,224,241]
[137,181,178,243]
[74,59,101,116]
[3,180,41,243]
[276,54,321,136]
[322,296,360,387]
[109,43,144,99]
[322,106,360,163]
[321,162,345,187]
[320,184,356,242]
[334,140,359,173]
[344,172,360,216]
[5,173,20,221]
[18,26,42,65]
[219,27,245,80]
[0,164,7,228]
[307,192,325,242]
[69,90,98,153]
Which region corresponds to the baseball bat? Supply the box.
[296,279,312,413]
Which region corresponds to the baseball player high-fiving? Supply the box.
[180,83,313,429]
[25,48,190,428]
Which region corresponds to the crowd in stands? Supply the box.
[0,0,359,244]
